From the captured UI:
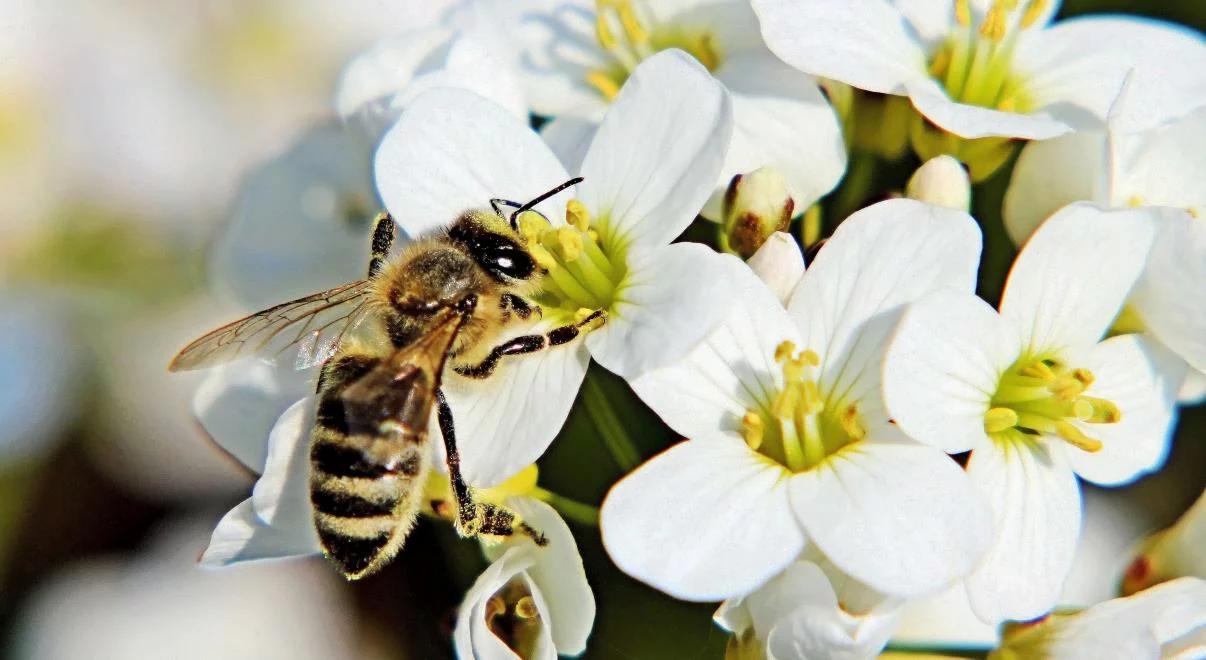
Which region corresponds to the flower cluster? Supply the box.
[184,1,1205,657]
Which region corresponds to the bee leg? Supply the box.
[435,388,547,546]
[453,310,606,379]
[366,212,396,278]
[499,293,538,323]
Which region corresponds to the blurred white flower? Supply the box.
[12,518,358,660]
[600,198,991,602]
[455,498,595,659]
[715,554,901,660]
[374,50,738,485]
[466,0,846,219]
[1006,107,1206,402]
[989,577,1206,660]
[882,202,1183,623]
[906,155,971,212]
[1122,489,1206,597]
[753,0,1206,141]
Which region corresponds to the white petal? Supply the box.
[588,244,739,379]
[579,50,732,252]
[882,290,1019,454]
[746,231,806,305]
[193,361,312,473]
[766,579,901,660]
[904,77,1073,140]
[751,0,929,95]
[644,0,766,53]
[375,88,570,239]
[333,28,452,123]
[1018,16,1206,135]
[453,546,540,660]
[1179,369,1206,405]
[540,115,599,176]
[787,198,982,418]
[1067,335,1182,486]
[211,121,376,311]
[1129,208,1206,373]
[200,499,321,567]
[600,436,805,601]
[251,398,316,525]
[1000,202,1156,355]
[789,430,993,598]
[441,337,590,487]
[505,498,594,655]
[629,256,800,438]
[704,52,846,219]
[388,36,529,125]
[1003,131,1108,246]
[965,439,1081,624]
[1111,108,1206,217]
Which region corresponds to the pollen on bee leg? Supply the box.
[984,407,1019,434]
[741,411,764,450]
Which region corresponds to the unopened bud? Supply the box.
[746,232,805,305]
[1121,490,1206,595]
[722,167,795,258]
[906,155,971,211]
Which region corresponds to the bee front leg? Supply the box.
[499,293,539,323]
[435,389,547,546]
[453,309,606,379]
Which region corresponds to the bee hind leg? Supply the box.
[435,389,547,546]
[366,212,396,278]
[453,309,606,379]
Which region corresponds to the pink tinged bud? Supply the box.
[723,167,796,258]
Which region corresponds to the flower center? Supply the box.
[485,578,543,656]
[742,341,865,472]
[927,0,1044,113]
[517,202,626,323]
[587,0,722,100]
[985,356,1120,453]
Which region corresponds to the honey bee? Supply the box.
[170,178,604,579]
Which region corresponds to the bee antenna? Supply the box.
[509,177,584,229]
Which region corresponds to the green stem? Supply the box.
[831,151,879,224]
[531,487,600,526]
[582,376,641,471]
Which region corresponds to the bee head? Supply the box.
[448,210,537,283]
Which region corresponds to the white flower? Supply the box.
[1005,107,1206,402]
[715,553,902,660]
[599,198,992,602]
[455,498,595,659]
[374,50,738,485]
[882,202,1184,623]
[989,578,1206,660]
[745,231,806,305]
[466,0,846,220]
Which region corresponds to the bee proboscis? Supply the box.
[170,178,604,578]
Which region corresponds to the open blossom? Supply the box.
[882,202,1183,623]
[454,497,594,660]
[466,0,846,219]
[600,198,992,603]
[1005,107,1206,402]
[990,578,1206,659]
[373,50,738,485]
[753,0,1206,139]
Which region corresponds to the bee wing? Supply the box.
[339,307,466,437]
[169,280,375,372]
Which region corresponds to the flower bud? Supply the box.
[746,232,805,305]
[723,167,795,258]
[906,155,971,211]
[1121,490,1205,596]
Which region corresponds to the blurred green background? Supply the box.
[0,1,1201,658]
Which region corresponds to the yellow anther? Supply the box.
[566,199,591,231]
[799,349,820,367]
[955,0,971,26]
[486,595,506,620]
[839,404,866,441]
[587,228,599,242]
[774,340,797,363]
[1072,369,1095,388]
[530,244,559,271]
[595,7,618,51]
[616,2,649,45]
[979,6,1007,42]
[557,226,584,261]
[1127,195,1145,208]
[518,211,550,241]
[1055,421,1103,453]
[929,48,952,77]
[694,34,719,71]
[1049,375,1086,400]
[742,411,764,450]
[1082,397,1121,424]
[1189,207,1200,219]
[997,95,1017,112]
[801,380,824,415]
[772,384,800,420]
[1072,398,1094,421]
[514,596,539,619]
[985,407,1019,433]
[586,70,621,100]
[1020,360,1057,380]
[1020,0,1048,28]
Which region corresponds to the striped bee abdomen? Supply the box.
[309,352,433,579]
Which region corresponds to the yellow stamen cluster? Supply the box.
[517,203,623,318]
[986,357,1121,453]
[743,341,864,472]
[930,0,1045,113]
